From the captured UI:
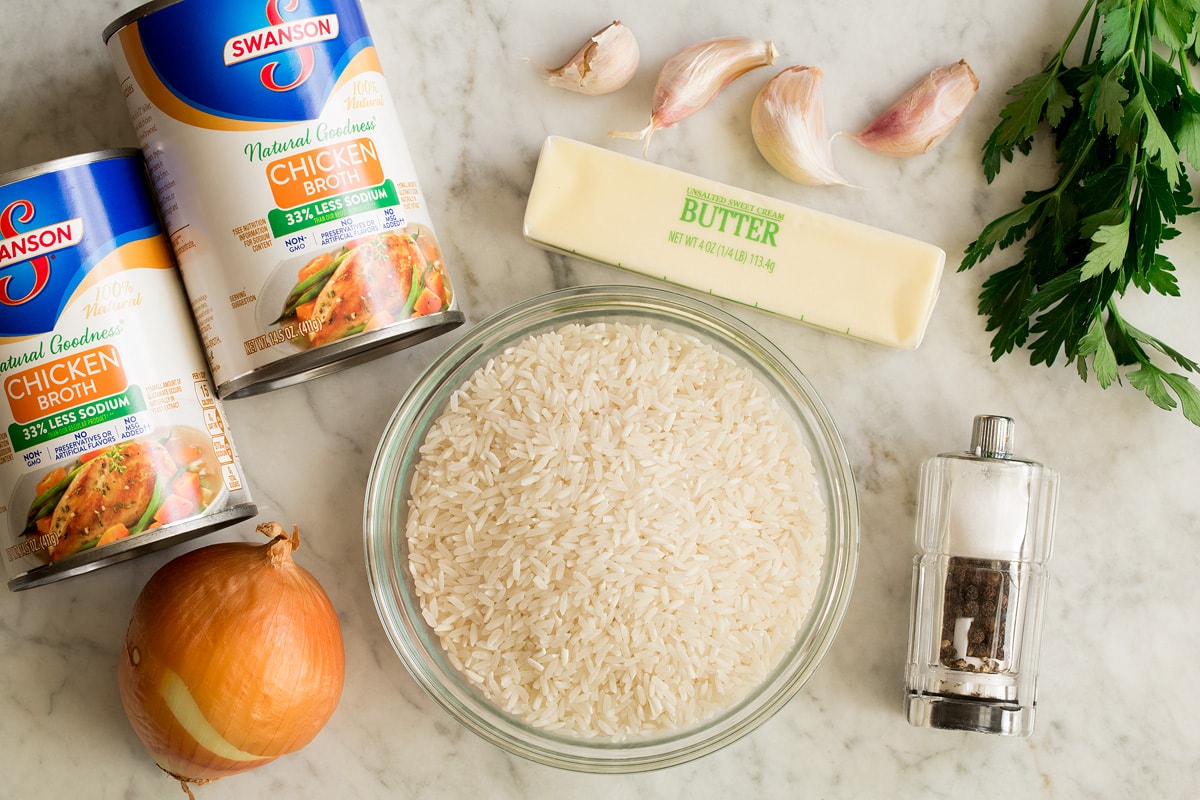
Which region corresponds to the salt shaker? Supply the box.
[904,414,1059,736]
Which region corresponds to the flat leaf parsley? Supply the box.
[962,0,1200,426]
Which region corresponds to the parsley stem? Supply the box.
[1053,140,1096,202]
[966,0,1200,426]
[1138,0,1153,79]
[1082,1,1101,64]
[1179,50,1197,91]
[1064,0,1099,64]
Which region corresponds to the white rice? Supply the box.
[404,321,827,739]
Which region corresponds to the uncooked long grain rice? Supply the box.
[405,321,826,739]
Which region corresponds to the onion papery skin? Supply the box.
[118,529,345,784]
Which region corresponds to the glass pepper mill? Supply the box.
[904,414,1060,736]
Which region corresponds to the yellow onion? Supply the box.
[119,522,344,796]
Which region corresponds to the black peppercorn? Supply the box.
[939,556,1014,663]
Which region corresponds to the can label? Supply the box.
[0,152,255,589]
[106,0,461,398]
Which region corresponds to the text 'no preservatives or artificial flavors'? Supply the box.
[104,0,464,399]
[0,151,256,590]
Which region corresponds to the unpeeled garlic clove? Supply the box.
[610,36,777,157]
[851,59,979,157]
[751,65,850,186]
[541,20,640,96]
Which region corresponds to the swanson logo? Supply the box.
[223,0,340,93]
[0,200,83,306]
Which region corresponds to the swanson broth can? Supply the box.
[104,0,464,399]
[0,150,256,591]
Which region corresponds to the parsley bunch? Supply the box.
[962,0,1200,426]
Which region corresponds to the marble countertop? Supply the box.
[2,0,1197,797]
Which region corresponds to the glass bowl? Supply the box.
[364,285,859,772]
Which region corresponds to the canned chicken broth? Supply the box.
[0,151,256,591]
[105,0,463,399]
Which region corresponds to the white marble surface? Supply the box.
[2,0,1198,797]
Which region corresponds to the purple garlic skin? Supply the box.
[852,59,979,157]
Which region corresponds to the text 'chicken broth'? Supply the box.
[104,0,463,399]
[0,150,256,590]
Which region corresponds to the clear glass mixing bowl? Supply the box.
[364,285,859,772]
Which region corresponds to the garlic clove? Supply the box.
[541,20,640,96]
[751,65,851,187]
[610,36,778,157]
[851,59,979,157]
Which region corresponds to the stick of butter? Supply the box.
[523,136,946,349]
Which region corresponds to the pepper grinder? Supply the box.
[904,414,1059,736]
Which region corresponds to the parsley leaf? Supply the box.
[1080,216,1131,278]
[982,69,1074,181]
[1149,0,1200,50]
[1078,317,1121,386]
[1098,2,1133,64]
[961,0,1200,427]
[1085,67,1130,134]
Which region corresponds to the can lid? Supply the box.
[0,148,145,190]
[970,414,1015,459]
[103,0,183,44]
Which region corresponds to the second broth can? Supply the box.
[104,0,463,399]
[0,150,256,590]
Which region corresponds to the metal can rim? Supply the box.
[6,501,258,591]
[0,148,145,191]
[103,0,184,44]
[218,309,466,399]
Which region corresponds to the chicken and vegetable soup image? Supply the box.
[107,0,463,398]
[272,227,453,349]
[0,150,256,589]
[20,433,224,563]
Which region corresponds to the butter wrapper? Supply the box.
[523,136,945,349]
